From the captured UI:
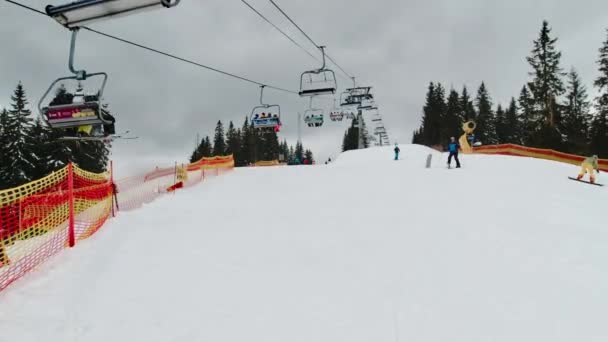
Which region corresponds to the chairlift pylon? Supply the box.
[299,46,337,97]
[251,85,282,132]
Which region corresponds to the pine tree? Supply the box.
[442,89,462,143]
[71,141,109,173]
[415,82,446,146]
[475,82,497,145]
[460,86,476,121]
[411,128,421,144]
[562,68,591,154]
[278,140,289,162]
[294,141,304,163]
[0,108,11,189]
[258,130,280,161]
[304,149,314,164]
[526,21,566,149]
[202,136,212,158]
[359,116,371,148]
[240,117,252,165]
[29,119,53,180]
[504,98,520,144]
[494,104,507,143]
[225,121,242,163]
[518,85,535,144]
[288,145,295,163]
[1,83,37,188]
[342,119,359,152]
[212,120,226,156]
[590,29,608,157]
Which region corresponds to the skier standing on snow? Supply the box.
[447,137,461,168]
[576,155,600,184]
[394,144,400,160]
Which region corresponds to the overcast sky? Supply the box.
[1,0,607,175]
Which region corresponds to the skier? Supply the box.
[394,144,400,160]
[576,155,600,184]
[447,137,461,168]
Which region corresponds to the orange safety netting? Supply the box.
[115,155,234,211]
[474,144,608,171]
[0,164,111,292]
[0,155,234,292]
[254,160,282,167]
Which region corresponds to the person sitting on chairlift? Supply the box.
[49,88,115,137]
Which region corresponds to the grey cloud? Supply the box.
[2,0,608,168]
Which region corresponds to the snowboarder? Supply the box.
[576,155,600,184]
[447,137,461,168]
[394,144,400,160]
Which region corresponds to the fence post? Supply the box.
[18,199,22,237]
[68,162,75,247]
[173,162,177,195]
[110,160,116,217]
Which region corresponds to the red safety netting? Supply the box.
[0,155,234,292]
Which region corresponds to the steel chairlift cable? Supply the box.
[240,0,320,63]
[267,0,354,81]
[3,0,298,95]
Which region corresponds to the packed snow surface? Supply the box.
[1,145,607,342]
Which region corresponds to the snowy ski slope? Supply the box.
[1,145,606,342]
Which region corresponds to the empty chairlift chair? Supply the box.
[299,46,337,97]
[341,86,373,108]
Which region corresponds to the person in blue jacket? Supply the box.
[447,137,461,168]
[394,144,400,160]
[467,133,475,147]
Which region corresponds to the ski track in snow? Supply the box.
[0,144,607,342]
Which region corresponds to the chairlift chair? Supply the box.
[329,99,344,122]
[299,46,337,97]
[303,97,324,127]
[38,29,112,131]
[251,85,281,132]
[46,0,181,29]
[39,0,180,136]
[329,111,344,122]
[341,86,373,107]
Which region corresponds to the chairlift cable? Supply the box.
[3,0,298,95]
[240,0,320,63]
[267,0,354,80]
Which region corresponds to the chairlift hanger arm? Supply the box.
[68,28,86,79]
[46,0,181,29]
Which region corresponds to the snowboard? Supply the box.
[568,177,604,187]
